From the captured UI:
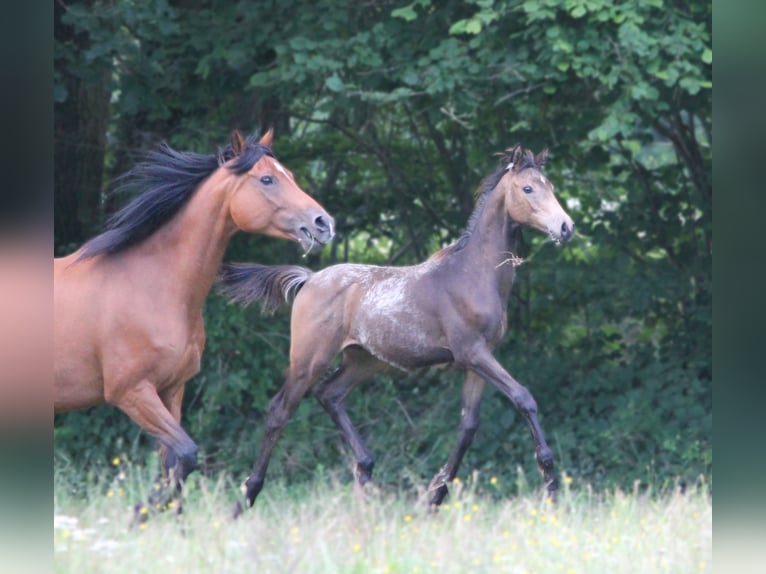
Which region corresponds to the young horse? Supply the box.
[54,129,334,488]
[219,145,574,508]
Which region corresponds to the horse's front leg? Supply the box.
[465,347,558,499]
[152,380,192,512]
[106,379,198,520]
[428,371,485,506]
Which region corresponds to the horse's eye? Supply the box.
[260,175,274,185]
[523,185,533,194]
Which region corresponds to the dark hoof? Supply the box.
[131,502,151,528]
[428,483,449,507]
[355,459,374,485]
[243,476,263,507]
[545,478,559,503]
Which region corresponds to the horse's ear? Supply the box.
[511,145,524,171]
[535,148,549,167]
[258,127,274,148]
[230,130,246,156]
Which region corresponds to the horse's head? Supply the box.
[224,129,334,253]
[501,145,574,243]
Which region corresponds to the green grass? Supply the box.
[54,462,711,574]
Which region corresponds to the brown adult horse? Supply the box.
[54,129,334,487]
[219,144,574,508]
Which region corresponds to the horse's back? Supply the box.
[290,261,452,371]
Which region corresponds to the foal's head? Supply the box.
[500,145,574,243]
[223,130,334,253]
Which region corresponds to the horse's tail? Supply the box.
[217,263,313,314]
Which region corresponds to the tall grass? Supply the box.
[54,461,711,574]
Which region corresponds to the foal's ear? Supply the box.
[230,130,246,156]
[258,127,274,148]
[535,148,549,167]
[511,145,524,170]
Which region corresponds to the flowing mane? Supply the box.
[77,133,274,260]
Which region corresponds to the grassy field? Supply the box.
[53,462,711,574]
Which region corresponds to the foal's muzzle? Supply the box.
[560,221,574,242]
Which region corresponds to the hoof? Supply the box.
[131,502,151,528]
[242,476,264,507]
[428,483,449,507]
[355,459,374,486]
[544,477,559,503]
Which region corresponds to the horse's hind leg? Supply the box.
[243,357,335,507]
[428,371,485,506]
[315,347,381,485]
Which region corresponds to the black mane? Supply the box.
[440,145,542,255]
[77,133,274,260]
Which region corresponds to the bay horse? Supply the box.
[54,129,334,489]
[219,144,574,508]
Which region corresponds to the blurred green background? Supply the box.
[54,0,711,494]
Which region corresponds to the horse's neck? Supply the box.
[453,190,518,303]
[140,170,237,312]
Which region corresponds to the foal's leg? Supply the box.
[427,371,485,506]
[242,355,336,507]
[466,347,558,498]
[315,348,381,485]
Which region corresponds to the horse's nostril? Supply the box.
[315,215,329,231]
[561,221,569,237]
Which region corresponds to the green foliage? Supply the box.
[55,0,711,494]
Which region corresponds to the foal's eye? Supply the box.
[523,185,533,194]
[260,175,274,185]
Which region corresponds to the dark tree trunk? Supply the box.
[54,0,111,251]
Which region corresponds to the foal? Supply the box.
[220,145,574,507]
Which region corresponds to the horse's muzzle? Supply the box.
[560,221,574,242]
[298,214,335,252]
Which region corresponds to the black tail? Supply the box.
[217,263,313,313]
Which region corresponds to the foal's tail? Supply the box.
[217,263,313,314]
